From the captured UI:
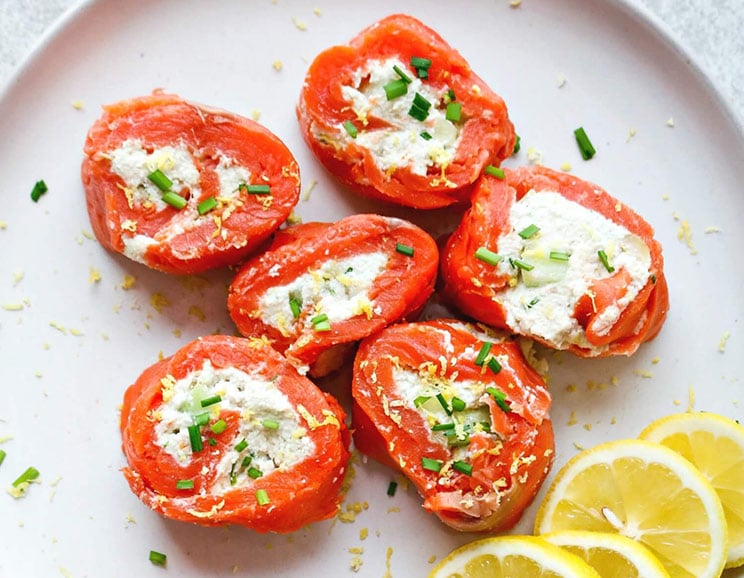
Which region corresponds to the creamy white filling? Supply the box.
[259,252,388,333]
[214,156,251,200]
[496,190,652,349]
[154,360,314,491]
[122,234,157,264]
[339,57,461,176]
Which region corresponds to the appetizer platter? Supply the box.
[0,0,742,576]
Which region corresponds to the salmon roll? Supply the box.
[352,319,554,533]
[82,92,300,274]
[297,14,515,209]
[120,335,350,533]
[227,214,439,377]
[440,166,669,357]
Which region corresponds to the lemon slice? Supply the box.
[640,411,744,568]
[534,439,728,578]
[429,535,601,578]
[543,530,671,578]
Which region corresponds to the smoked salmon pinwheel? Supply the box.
[120,335,350,533]
[297,14,515,209]
[440,166,669,357]
[227,214,439,377]
[82,92,300,274]
[352,319,554,533]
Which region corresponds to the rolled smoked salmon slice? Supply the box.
[439,166,669,357]
[120,335,350,533]
[297,14,515,209]
[82,92,300,274]
[227,213,439,377]
[352,319,554,533]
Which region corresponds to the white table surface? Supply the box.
[1,0,742,125]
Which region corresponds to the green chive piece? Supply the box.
[313,320,331,332]
[262,419,279,430]
[343,120,358,138]
[410,56,432,71]
[11,467,39,487]
[518,224,540,239]
[147,169,172,192]
[289,297,302,319]
[598,249,615,273]
[384,79,409,100]
[484,165,505,179]
[421,457,443,472]
[241,183,272,195]
[475,342,493,366]
[208,437,218,446]
[247,467,263,479]
[452,460,473,476]
[187,424,203,453]
[432,422,455,431]
[393,64,412,84]
[420,131,433,140]
[513,134,521,155]
[414,395,431,408]
[30,180,48,202]
[197,196,218,215]
[256,489,270,505]
[149,550,167,566]
[210,419,227,435]
[550,251,571,261]
[162,191,187,210]
[194,412,210,427]
[176,479,194,490]
[408,93,432,122]
[486,386,511,412]
[487,357,503,375]
[474,246,502,266]
[450,397,466,412]
[527,297,540,308]
[446,431,470,447]
[412,92,431,111]
[0,449,6,467]
[387,481,398,496]
[574,126,596,160]
[436,393,452,416]
[241,455,253,469]
[447,88,456,102]
[510,257,534,271]
[311,313,328,325]
[234,439,248,452]
[445,101,462,123]
[200,395,222,408]
[650,273,657,284]
[395,243,414,257]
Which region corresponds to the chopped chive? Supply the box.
[410,56,432,70]
[247,467,263,479]
[0,449,6,467]
[187,424,203,453]
[650,273,657,284]
[311,313,328,325]
[313,320,331,332]
[414,395,431,408]
[162,191,187,210]
[598,249,615,273]
[487,357,502,375]
[30,180,48,202]
[447,88,456,102]
[384,79,408,100]
[210,419,227,435]
[194,412,210,427]
[527,297,540,308]
[343,119,358,138]
[234,438,248,452]
[574,126,596,160]
[445,101,462,123]
[387,481,398,496]
[510,257,534,271]
[255,489,270,505]
[446,431,470,447]
[450,397,466,412]
[176,479,194,490]
[549,251,571,261]
[436,393,452,416]
[11,467,39,487]
[486,387,511,412]
[518,224,540,239]
[512,134,521,155]
[229,461,239,485]
[420,131,433,140]
[408,93,432,122]
[200,395,222,408]
[197,196,217,215]
[241,455,253,469]
[412,92,432,111]
[147,169,172,192]
[452,460,473,476]
[149,550,167,566]
[484,165,505,179]
[421,457,443,472]
[262,419,279,430]
[289,297,302,319]
[395,243,414,257]
[474,342,493,366]
[241,183,271,195]
[208,437,218,446]
[474,246,503,266]
[393,64,412,84]
[432,422,455,431]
